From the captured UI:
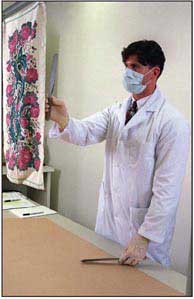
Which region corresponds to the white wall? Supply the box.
[43,2,191,275]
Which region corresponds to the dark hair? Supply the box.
[121,40,166,78]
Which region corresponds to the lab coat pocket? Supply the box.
[138,142,156,183]
[123,139,155,166]
[130,207,148,234]
[140,141,156,159]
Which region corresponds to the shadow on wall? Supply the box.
[45,133,61,211]
[44,135,50,165]
[50,169,61,211]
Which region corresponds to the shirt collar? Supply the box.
[131,95,150,110]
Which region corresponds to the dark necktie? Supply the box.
[125,100,138,125]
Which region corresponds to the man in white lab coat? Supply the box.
[47,40,190,267]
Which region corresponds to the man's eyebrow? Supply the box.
[126,62,140,67]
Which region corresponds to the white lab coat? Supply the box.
[49,86,190,266]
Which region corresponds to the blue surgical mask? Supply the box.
[123,68,153,94]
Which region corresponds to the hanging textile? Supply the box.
[3,2,46,190]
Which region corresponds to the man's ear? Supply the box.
[154,66,161,79]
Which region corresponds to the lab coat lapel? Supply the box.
[118,97,130,125]
[124,108,148,130]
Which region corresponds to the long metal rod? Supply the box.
[2,1,34,20]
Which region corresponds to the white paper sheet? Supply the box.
[3,192,35,210]
[3,198,35,210]
[10,205,57,218]
[3,191,27,201]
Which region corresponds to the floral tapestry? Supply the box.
[3,2,46,190]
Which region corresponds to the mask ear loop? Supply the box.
[142,67,154,85]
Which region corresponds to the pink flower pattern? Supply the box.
[26,67,38,83]
[5,20,41,172]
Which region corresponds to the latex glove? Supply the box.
[119,234,149,266]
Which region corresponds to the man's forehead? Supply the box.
[125,54,142,66]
